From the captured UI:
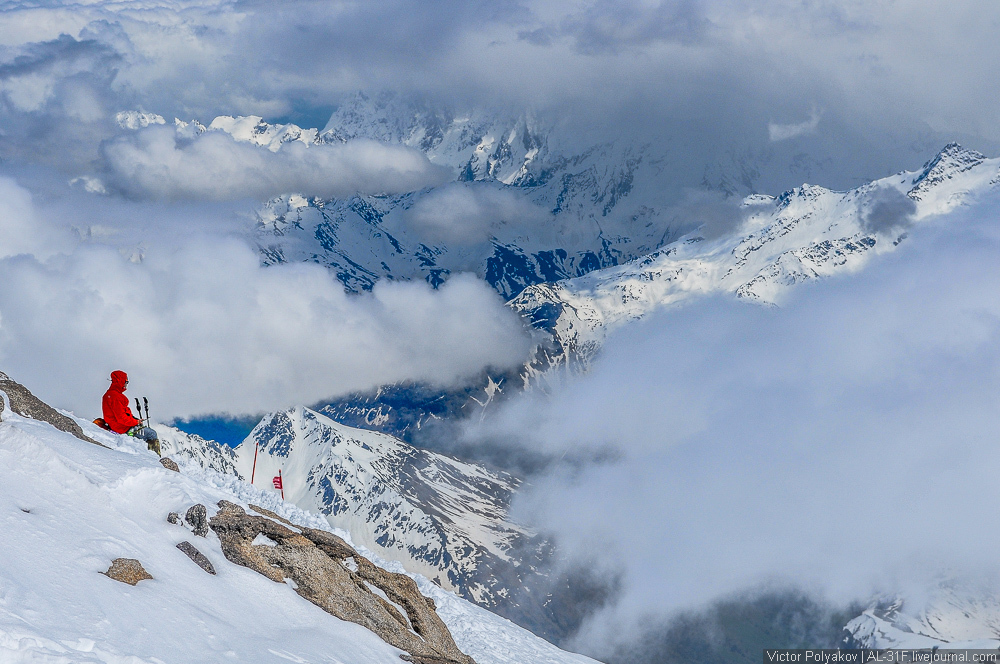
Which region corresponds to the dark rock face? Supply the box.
[159,457,180,472]
[0,371,103,447]
[208,501,474,664]
[104,558,153,585]
[176,541,216,575]
[167,512,181,525]
[185,504,208,537]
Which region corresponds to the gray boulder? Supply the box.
[185,504,208,537]
[176,541,216,575]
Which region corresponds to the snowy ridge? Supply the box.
[227,407,548,611]
[844,585,1000,650]
[512,144,1000,371]
[155,423,241,477]
[0,382,599,664]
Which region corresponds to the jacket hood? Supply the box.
[109,371,128,392]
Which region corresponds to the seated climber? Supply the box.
[102,370,160,455]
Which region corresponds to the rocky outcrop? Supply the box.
[208,500,474,664]
[159,457,180,472]
[176,541,216,575]
[185,504,208,537]
[104,558,153,585]
[0,372,104,447]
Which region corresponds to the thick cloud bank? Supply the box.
[469,196,1000,654]
[3,1,1000,195]
[100,125,451,201]
[0,177,532,418]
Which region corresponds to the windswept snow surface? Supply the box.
[0,398,599,663]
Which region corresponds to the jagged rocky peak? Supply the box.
[208,115,320,151]
[319,91,546,185]
[909,142,988,199]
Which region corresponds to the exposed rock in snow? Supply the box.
[0,371,102,446]
[209,500,475,664]
[175,541,216,575]
[159,457,180,472]
[103,558,153,586]
[184,503,208,537]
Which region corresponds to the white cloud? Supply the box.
[401,182,553,246]
[769,109,821,142]
[99,125,452,201]
[464,192,1000,655]
[0,176,532,418]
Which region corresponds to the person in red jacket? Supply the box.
[103,370,160,455]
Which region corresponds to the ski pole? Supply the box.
[251,441,259,484]
[135,398,145,426]
[143,397,149,425]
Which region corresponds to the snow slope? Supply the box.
[0,390,599,664]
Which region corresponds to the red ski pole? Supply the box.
[251,441,259,484]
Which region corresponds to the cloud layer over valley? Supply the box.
[465,195,1000,655]
[0,177,532,418]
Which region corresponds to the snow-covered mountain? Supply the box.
[513,143,1000,372]
[843,584,1000,649]
[0,372,600,664]
[221,406,573,637]
[299,143,1000,443]
[127,93,685,299]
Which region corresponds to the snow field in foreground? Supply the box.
[0,400,599,664]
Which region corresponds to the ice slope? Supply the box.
[0,396,600,664]
[511,143,1000,370]
[219,407,555,622]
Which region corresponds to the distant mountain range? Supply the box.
[128,104,1000,652]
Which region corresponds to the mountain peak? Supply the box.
[911,142,987,193]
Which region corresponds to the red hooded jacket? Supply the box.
[102,371,140,434]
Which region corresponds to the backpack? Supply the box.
[93,418,113,431]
